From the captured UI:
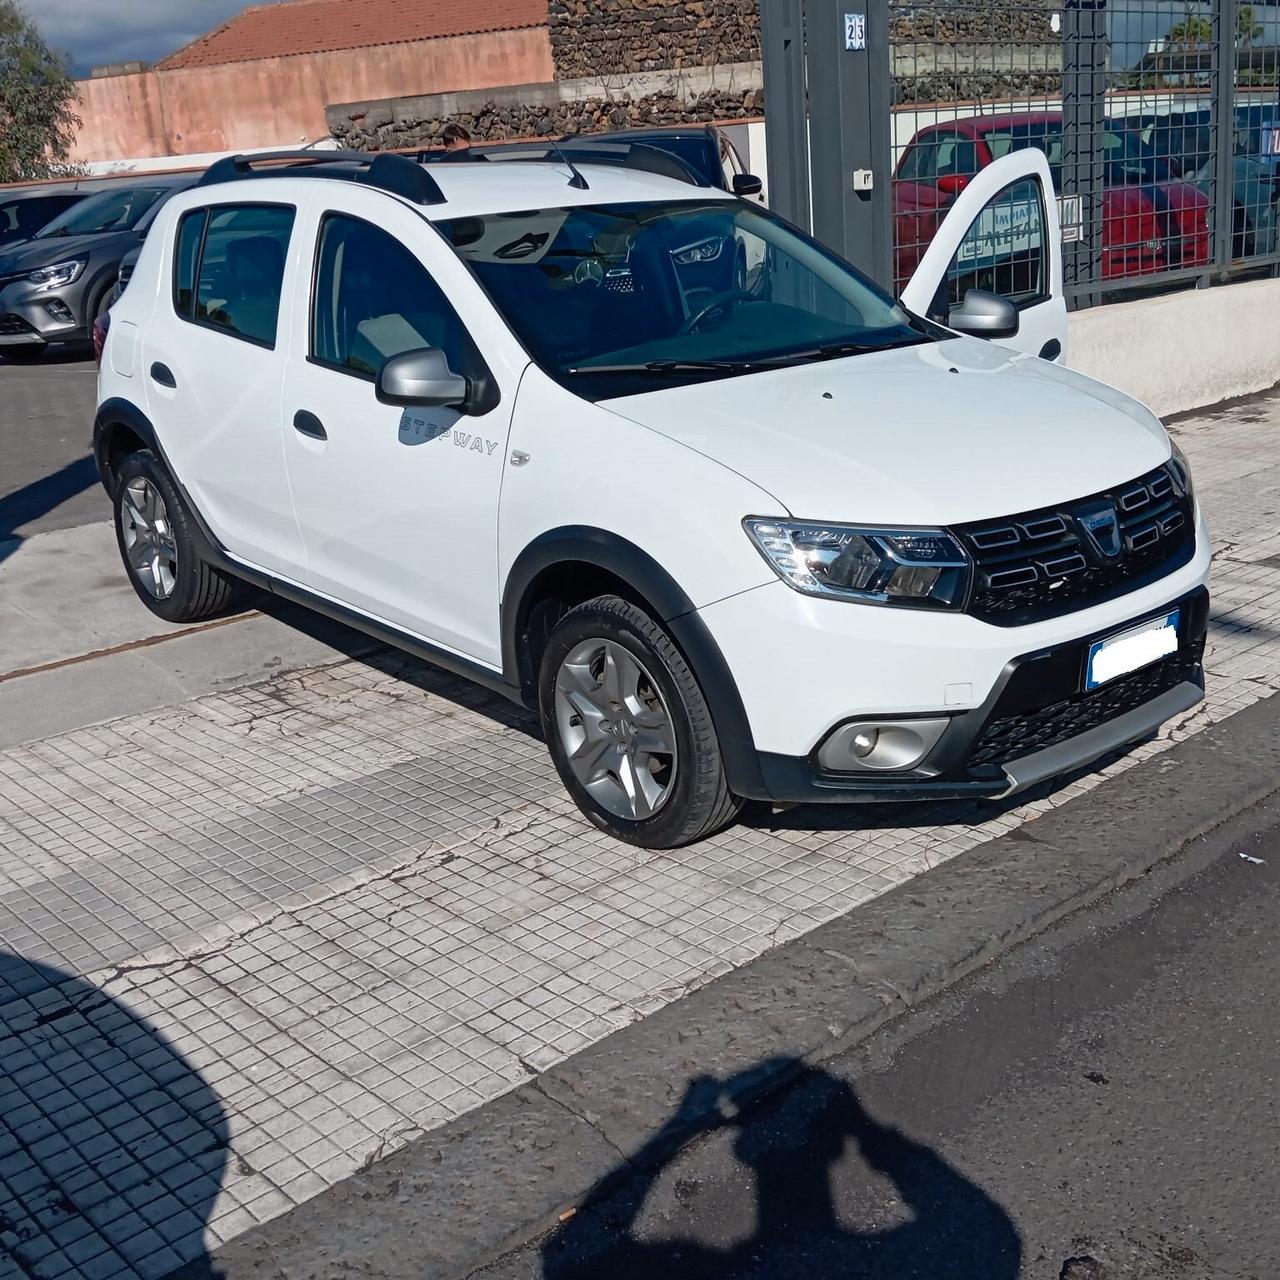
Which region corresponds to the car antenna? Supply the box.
[549,144,589,191]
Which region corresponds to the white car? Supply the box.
[94,149,1210,847]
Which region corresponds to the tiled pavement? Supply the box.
[2,395,1280,1278]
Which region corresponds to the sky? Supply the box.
[27,0,289,76]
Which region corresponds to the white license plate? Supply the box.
[1086,610,1180,691]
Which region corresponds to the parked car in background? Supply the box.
[92,245,143,366]
[0,174,194,352]
[0,184,96,249]
[420,124,764,199]
[1137,115,1277,259]
[1235,103,1280,179]
[893,113,1212,290]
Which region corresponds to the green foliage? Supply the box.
[1236,4,1263,46]
[0,0,81,183]
[1168,10,1213,48]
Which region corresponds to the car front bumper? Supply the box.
[0,279,83,346]
[695,509,1212,804]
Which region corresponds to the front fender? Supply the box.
[502,526,767,798]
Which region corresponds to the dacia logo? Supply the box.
[1077,503,1122,559]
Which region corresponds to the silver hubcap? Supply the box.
[554,638,678,821]
[121,478,178,600]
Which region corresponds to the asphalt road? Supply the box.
[478,795,1280,1280]
[0,352,105,550]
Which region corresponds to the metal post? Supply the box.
[1060,0,1108,309]
[804,0,893,286]
[1210,0,1237,277]
[760,0,812,231]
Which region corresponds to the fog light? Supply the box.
[817,717,951,773]
[44,300,74,324]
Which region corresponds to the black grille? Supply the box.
[968,649,1201,768]
[118,262,135,290]
[953,464,1195,626]
[0,314,34,336]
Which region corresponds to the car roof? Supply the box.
[173,160,733,221]
[566,125,716,142]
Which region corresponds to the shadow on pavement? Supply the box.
[0,455,99,566]
[0,951,227,1278]
[541,1058,1021,1280]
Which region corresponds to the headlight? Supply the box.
[671,236,726,265]
[1168,440,1194,503]
[27,259,86,289]
[744,518,971,608]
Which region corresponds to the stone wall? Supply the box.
[328,65,763,151]
[332,85,763,149]
[548,0,760,80]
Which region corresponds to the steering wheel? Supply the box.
[678,288,752,335]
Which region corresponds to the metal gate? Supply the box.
[762,0,1280,305]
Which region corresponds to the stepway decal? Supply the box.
[398,410,500,456]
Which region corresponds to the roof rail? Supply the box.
[418,138,708,188]
[196,150,447,206]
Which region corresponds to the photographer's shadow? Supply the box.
[0,951,226,1277]
[543,1059,1021,1279]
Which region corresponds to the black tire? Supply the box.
[538,594,743,848]
[113,450,242,623]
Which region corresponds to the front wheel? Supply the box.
[539,595,743,847]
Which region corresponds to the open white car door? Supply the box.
[899,148,1067,363]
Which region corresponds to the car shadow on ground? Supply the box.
[538,1057,1021,1279]
[0,951,227,1278]
[0,455,99,566]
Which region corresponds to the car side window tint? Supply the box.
[311,212,475,380]
[946,177,1047,308]
[189,204,295,347]
[173,209,207,317]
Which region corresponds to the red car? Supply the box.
[893,112,1211,290]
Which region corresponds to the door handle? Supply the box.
[149,362,177,388]
[292,409,327,440]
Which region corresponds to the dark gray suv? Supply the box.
[0,175,194,352]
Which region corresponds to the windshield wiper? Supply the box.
[565,359,760,375]
[787,336,929,363]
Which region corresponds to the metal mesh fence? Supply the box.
[887,0,1280,306]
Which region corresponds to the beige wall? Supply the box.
[1067,276,1280,418]
[73,29,554,163]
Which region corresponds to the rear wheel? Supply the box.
[539,594,742,847]
[113,450,241,622]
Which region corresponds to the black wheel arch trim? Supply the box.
[502,526,766,798]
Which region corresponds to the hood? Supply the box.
[602,338,1171,525]
[0,231,123,276]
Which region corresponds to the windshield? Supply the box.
[35,186,171,238]
[438,199,927,395]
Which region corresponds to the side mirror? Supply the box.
[936,173,971,197]
[376,347,469,408]
[947,288,1020,340]
[732,173,764,197]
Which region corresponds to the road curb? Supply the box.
[185,690,1280,1280]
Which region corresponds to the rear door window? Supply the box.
[172,203,295,347]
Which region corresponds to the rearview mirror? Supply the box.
[732,173,764,197]
[376,347,469,409]
[936,173,971,197]
[947,289,1020,340]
